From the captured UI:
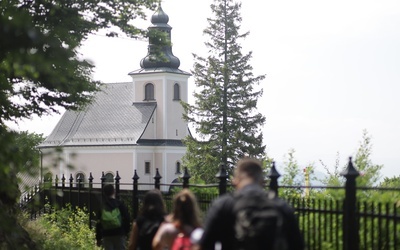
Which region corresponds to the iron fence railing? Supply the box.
[20,158,400,250]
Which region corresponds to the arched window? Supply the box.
[104,172,114,183]
[173,83,180,100]
[75,172,85,188]
[145,83,154,100]
[176,162,181,174]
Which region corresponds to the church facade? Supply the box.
[38,6,191,188]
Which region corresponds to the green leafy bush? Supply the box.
[22,204,100,250]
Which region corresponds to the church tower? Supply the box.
[128,5,191,184]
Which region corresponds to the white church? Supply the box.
[38,6,191,187]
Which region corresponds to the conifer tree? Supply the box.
[182,0,266,183]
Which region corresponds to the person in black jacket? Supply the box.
[199,158,304,250]
[96,184,130,250]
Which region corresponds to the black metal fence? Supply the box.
[20,158,400,250]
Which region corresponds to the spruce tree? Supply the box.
[182,0,266,183]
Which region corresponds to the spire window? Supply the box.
[145,83,155,100]
[173,83,180,100]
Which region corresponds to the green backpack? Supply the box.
[101,207,122,230]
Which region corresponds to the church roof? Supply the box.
[128,67,190,76]
[39,82,156,148]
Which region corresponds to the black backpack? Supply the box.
[233,188,288,250]
[137,217,163,250]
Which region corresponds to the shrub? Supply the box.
[22,204,100,250]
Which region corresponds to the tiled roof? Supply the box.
[39,82,156,147]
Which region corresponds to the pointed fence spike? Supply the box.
[340,156,360,177]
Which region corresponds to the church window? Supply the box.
[145,161,151,174]
[145,83,155,100]
[104,172,114,183]
[176,162,181,174]
[44,172,53,183]
[173,83,180,100]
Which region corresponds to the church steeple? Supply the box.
[140,5,180,69]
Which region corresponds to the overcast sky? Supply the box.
[13,0,400,180]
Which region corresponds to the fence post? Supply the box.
[100,171,106,199]
[340,157,360,250]
[182,167,191,189]
[54,175,59,212]
[88,172,93,229]
[115,171,121,199]
[216,164,228,195]
[77,174,82,208]
[61,174,65,208]
[30,187,35,219]
[132,170,139,220]
[154,168,162,190]
[267,161,281,197]
[89,172,93,189]
[69,174,73,206]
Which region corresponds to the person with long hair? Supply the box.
[128,189,166,250]
[152,189,202,250]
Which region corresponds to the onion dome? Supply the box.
[140,6,180,69]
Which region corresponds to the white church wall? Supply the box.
[67,151,133,183]
[135,151,156,190]
[166,79,187,140]
[41,147,136,189]
[140,112,156,139]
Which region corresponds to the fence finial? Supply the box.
[154,168,162,189]
[267,162,281,196]
[61,174,66,188]
[340,157,360,177]
[89,172,93,189]
[132,169,140,181]
[115,171,121,199]
[115,171,121,182]
[267,161,281,178]
[182,167,191,179]
[182,167,191,188]
[216,163,228,195]
[69,173,74,183]
[100,171,106,183]
[215,163,228,179]
[89,172,94,182]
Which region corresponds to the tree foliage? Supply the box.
[354,130,383,187]
[280,149,305,199]
[316,130,383,200]
[0,0,162,247]
[0,129,44,248]
[1,0,163,122]
[182,0,266,183]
